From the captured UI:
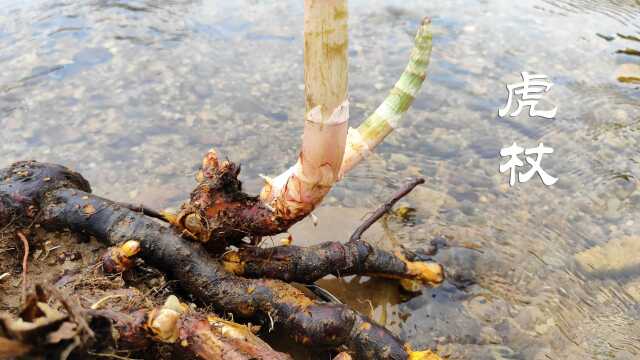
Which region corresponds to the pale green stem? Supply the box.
[340,18,433,176]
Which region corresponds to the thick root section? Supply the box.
[0,285,289,360]
[170,149,295,250]
[146,295,292,359]
[223,177,443,287]
[175,151,443,289]
[0,161,440,359]
[404,258,444,285]
[222,241,443,286]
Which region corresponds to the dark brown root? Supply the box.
[0,285,290,360]
[222,241,443,286]
[168,150,296,252]
[167,150,445,291]
[221,178,443,286]
[0,160,435,359]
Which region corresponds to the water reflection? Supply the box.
[541,0,640,30]
[1,0,639,359]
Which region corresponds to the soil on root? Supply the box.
[0,226,184,359]
[0,226,330,359]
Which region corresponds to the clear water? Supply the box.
[1,0,639,359]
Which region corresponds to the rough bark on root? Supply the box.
[0,286,291,360]
[221,179,443,286]
[0,160,436,359]
[222,240,443,285]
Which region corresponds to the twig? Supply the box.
[16,231,29,302]
[87,352,141,360]
[616,48,640,56]
[266,311,275,333]
[304,284,343,304]
[0,216,15,233]
[617,33,640,42]
[40,244,61,261]
[116,202,168,223]
[90,294,126,310]
[46,285,95,340]
[349,178,425,242]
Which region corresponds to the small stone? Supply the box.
[613,109,629,123]
[534,318,555,335]
[185,114,196,127]
[72,47,113,66]
[603,198,621,220]
[406,165,424,177]
[215,104,233,118]
[469,83,487,96]
[615,63,640,83]
[465,295,508,322]
[575,236,640,274]
[479,326,501,344]
[390,153,410,166]
[411,186,458,217]
[128,190,139,199]
[624,279,640,302]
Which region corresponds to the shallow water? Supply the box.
[1,0,639,359]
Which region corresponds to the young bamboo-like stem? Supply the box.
[169,13,432,247]
[340,18,433,176]
[260,0,349,222]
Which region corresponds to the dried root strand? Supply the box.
[1,286,289,360]
[17,231,29,302]
[0,284,93,359]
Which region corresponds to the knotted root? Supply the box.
[0,161,440,359]
[222,241,443,286]
[221,178,443,286]
[169,150,295,251]
[101,239,141,273]
[0,285,290,359]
